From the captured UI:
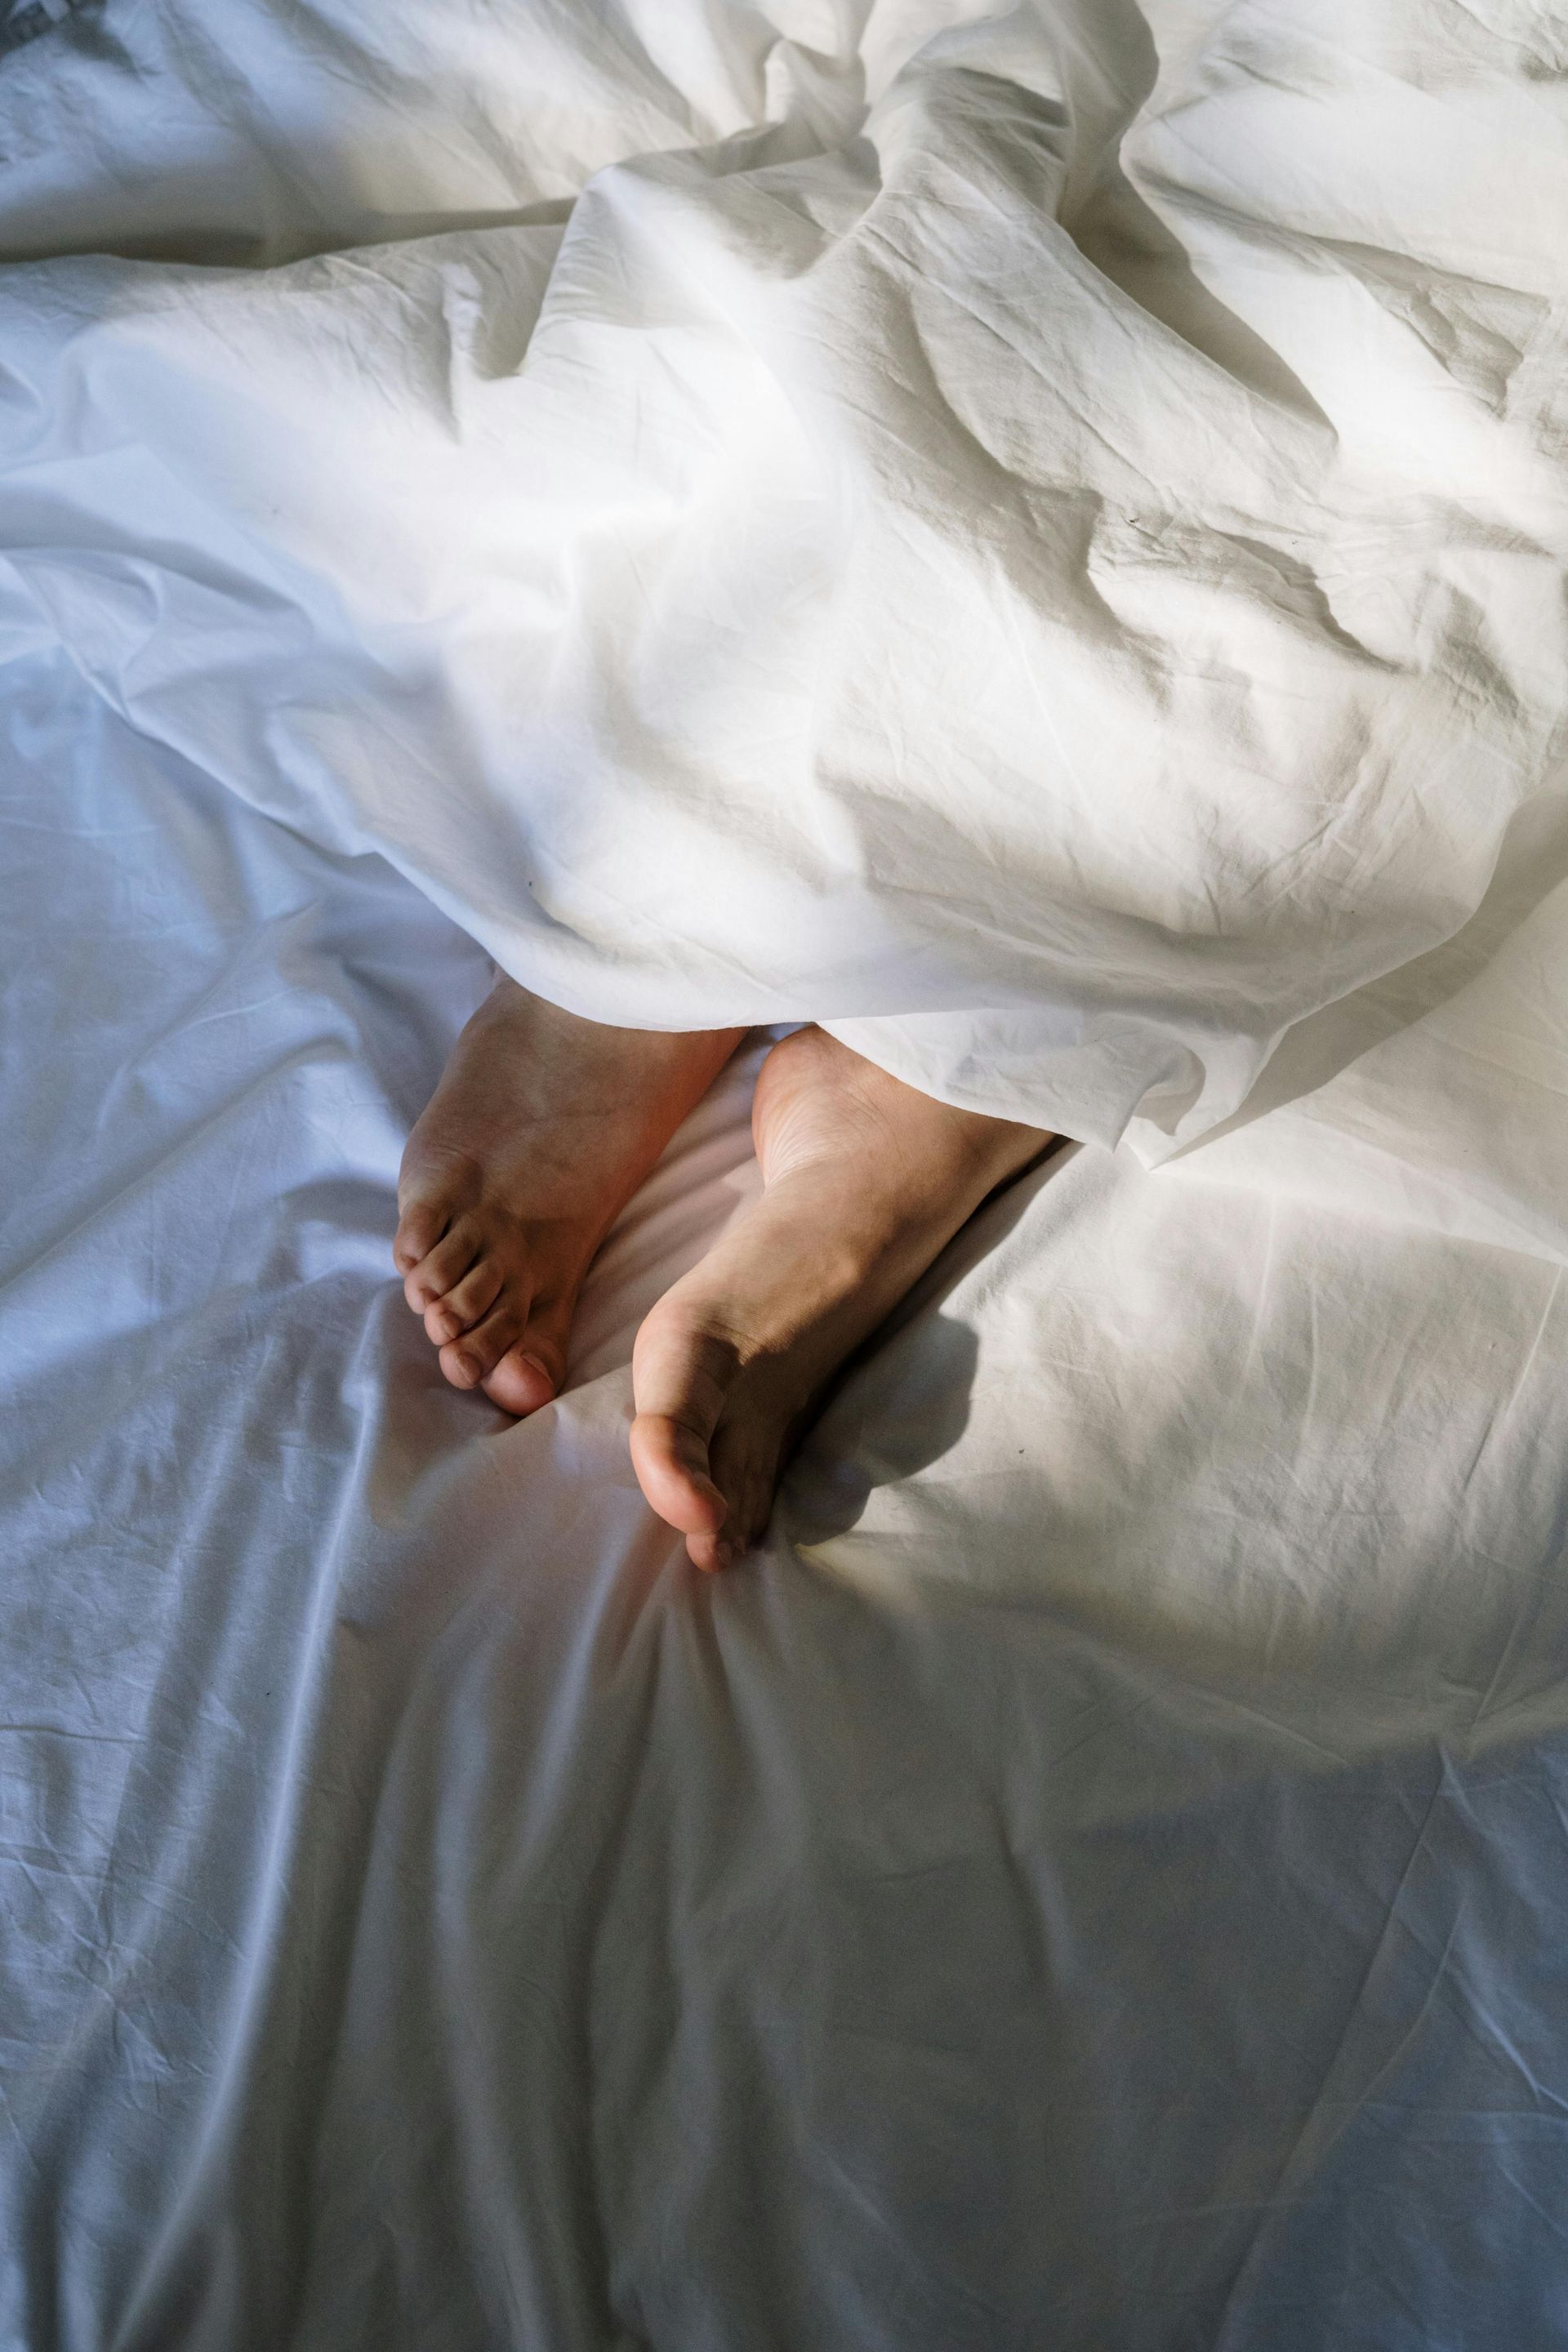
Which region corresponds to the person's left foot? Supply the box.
[630,1026,1052,1569]
[395,976,743,1413]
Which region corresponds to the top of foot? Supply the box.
[395,976,742,1415]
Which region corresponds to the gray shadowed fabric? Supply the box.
[0,0,94,59]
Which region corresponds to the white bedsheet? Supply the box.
[6,7,1568,2348]
[8,564,1568,2352]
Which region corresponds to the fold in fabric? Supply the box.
[1,0,1565,1152]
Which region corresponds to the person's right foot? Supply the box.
[630,1025,1053,1570]
[395,977,743,1414]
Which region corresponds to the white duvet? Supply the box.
[3,0,1566,1181]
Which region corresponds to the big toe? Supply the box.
[630,1305,746,1570]
[630,1411,731,1566]
[479,1294,573,1419]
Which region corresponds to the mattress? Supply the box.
[6,6,1568,2348]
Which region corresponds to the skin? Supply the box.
[396,978,1052,1568]
[394,977,744,1414]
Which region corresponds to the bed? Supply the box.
[6,5,1568,2347]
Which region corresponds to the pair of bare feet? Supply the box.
[394,980,1050,1570]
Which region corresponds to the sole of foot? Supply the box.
[394,975,744,1414]
[629,1025,1053,1571]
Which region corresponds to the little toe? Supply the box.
[423,1254,504,1346]
[394,1196,447,1276]
[403,1219,480,1313]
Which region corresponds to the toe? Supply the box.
[688,1419,782,1571]
[394,1194,447,1276]
[481,1291,572,1418]
[423,1253,505,1346]
[403,1218,480,1313]
[481,1345,559,1417]
[439,1292,525,1390]
[630,1304,741,1559]
[710,1423,782,1558]
[632,1414,731,1563]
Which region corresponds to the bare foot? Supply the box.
[395,976,743,1413]
[630,1026,1052,1570]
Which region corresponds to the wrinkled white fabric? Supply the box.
[2,0,1565,1152]
[9,603,1568,2352]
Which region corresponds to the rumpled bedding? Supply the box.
[2,0,1566,1160]
[11,568,1568,2352]
[7,7,1568,2350]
